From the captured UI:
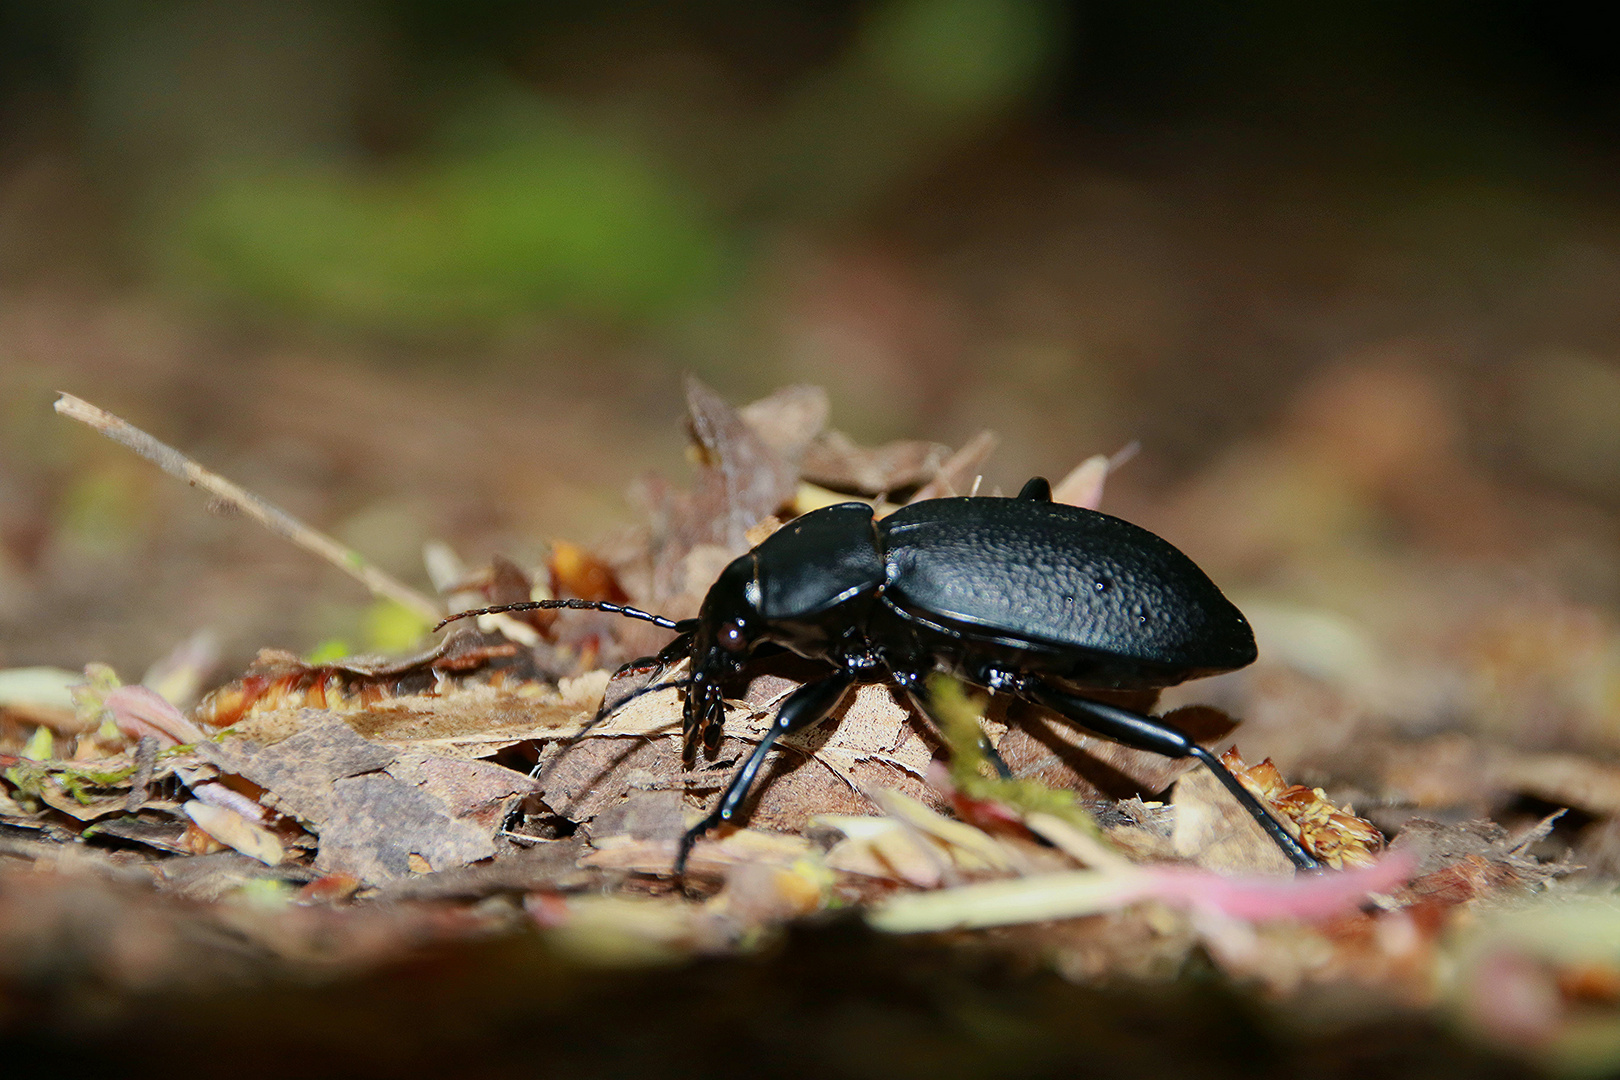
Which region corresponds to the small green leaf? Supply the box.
[62,762,139,787]
[20,725,55,762]
[72,662,124,740]
[925,673,1104,837]
[2,761,48,798]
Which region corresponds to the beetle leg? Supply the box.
[610,629,695,687]
[683,653,726,766]
[1024,682,1321,871]
[653,628,697,667]
[899,686,1014,780]
[675,670,856,877]
[1016,476,1052,501]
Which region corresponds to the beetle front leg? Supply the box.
[1025,682,1320,871]
[608,628,696,690]
[675,670,856,877]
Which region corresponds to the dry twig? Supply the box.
[54,393,442,622]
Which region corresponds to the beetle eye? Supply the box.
[718,620,747,652]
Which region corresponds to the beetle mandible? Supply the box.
[441,476,1319,873]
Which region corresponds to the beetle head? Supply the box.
[685,553,762,758]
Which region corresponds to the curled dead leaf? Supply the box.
[1221,747,1384,869]
[183,800,284,866]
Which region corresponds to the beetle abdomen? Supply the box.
[879,497,1255,675]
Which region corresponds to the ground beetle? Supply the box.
[440,477,1320,873]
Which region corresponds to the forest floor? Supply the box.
[10,127,1620,1073]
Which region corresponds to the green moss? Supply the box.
[925,674,1103,837]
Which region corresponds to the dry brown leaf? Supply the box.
[995,699,1218,800]
[35,783,132,822]
[799,429,951,496]
[589,790,687,842]
[738,384,829,466]
[1024,811,1136,871]
[1400,854,1536,907]
[549,540,630,604]
[386,752,540,830]
[339,686,590,760]
[545,737,678,820]
[1092,800,1180,863]
[579,827,814,877]
[1352,736,1620,836]
[1487,749,1620,817]
[1172,767,1297,875]
[203,712,536,884]
[1369,734,1498,813]
[314,773,497,882]
[89,814,191,855]
[778,682,938,792]
[525,667,941,837]
[817,801,1027,888]
[684,376,797,551]
[201,713,397,824]
[1390,817,1574,903]
[821,817,952,885]
[372,838,592,902]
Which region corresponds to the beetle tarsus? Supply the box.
[1185,744,1319,870]
[1027,683,1319,870]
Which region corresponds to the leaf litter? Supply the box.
[7,374,1620,1075]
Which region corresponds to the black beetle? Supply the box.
[440,477,1319,873]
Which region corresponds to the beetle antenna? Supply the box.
[435,599,690,633]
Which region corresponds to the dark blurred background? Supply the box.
[6,0,1620,687]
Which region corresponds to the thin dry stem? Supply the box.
[910,429,998,502]
[54,393,442,623]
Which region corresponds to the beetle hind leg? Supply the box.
[1024,681,1320,871]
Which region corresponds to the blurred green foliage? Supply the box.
[173,102,731,329]
[16,0,1595,344]
[926,674,1102,835]
[765,0,1064,219]
[865,0,1058,113]
[362,599,434,653]
[67,0,1065,333]
[304,639,353,666]
[58,464,150,556]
